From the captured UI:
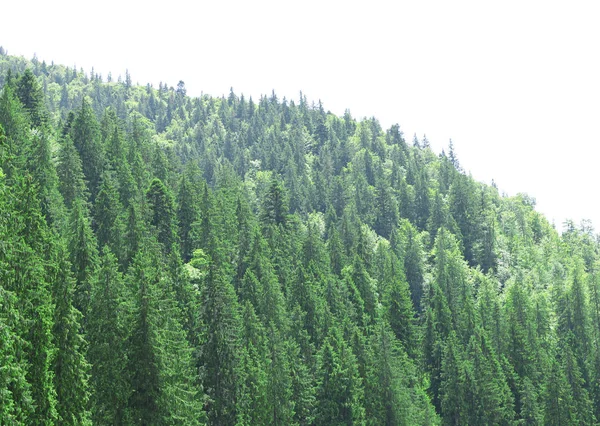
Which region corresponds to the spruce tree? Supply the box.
[0,158,34,422]
[87,250,130,425]
[198,233,244,425]
[15,68,47,127]
[50,243,92,425]
[70,97,105,201]
[94,172,125,257]
[126,244,204,425]
[57,134,87,209]
[314,326,365,426]
[67,197,99,319]
[146,177,177,255]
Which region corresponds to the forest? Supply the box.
[1,49,600,425]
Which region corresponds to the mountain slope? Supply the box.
[1,50,599,425]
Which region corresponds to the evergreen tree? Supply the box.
[0,156,34,423]
[392,219,425,310]
[87,250,130,425]
[7,175,59,424]
[67,197,99,319]
[381,250,416,355]
[93,172,124,257]
[57,134,87,209]
[177,173,200,262]
[198,241,244,425]
[50,244,92,425]
[126,244,204,425]
[261,177,289,228]
[1,51,600,426]
[146,177,177,254]
[15,68,47,127]
[440,331,468,425]
[237,302,270,425]
[0,286,34,424]
[314,327,365,425]
[70,97,105,201]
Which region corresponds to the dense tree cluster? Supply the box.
[1,50,600,425]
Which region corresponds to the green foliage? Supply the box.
[57,134,87,209]
[314,327,365,425]
[198,246,243,425]
[126,245,204,425]
[70,97,105,201]
[146,177,177,254]
[50,244,92,425]
[2,53,600,424]
[87,250,130,424]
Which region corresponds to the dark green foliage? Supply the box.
[6,176,58,425]
[94,172,124,257]
[70,98,105,201]
[261,177,289,228]
[0,156,34,423]
[87,250,130,424]
[146,177,177,254]
[15,68,47,127]
[177,173,200,261]
[314,327,365,425]
[50,244,92,425]
[68,197,99,319]
[198,245,243,425]
[126,245,204,425]
[57,134,87,209]
[381,250,416,355]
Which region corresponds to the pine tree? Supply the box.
[93,172,124,257]
[57,134,87,209]
[7,175,59,424]
[440,332,468,425]
[466,327,515,425]
[126,244,204,425]
[392,219,425,311]
[67,197,99,319]
[198,239,244,425]
[544,351,577,426]
[70,97,105,201]
[15,68,47,127]
[432,227,475,342]
[50,243,92,425]
[237,302,270,425]
[0,158,34,422]
[261,177,289,228]
[504,277,541,418]
[146,177,177,255]
[381,248,416,355]
[265,327,295,425]
[314,327,365,426]
[364,319,412,426]
[373,179,398,238]
[0,84,31,177]
[0,286,34,424]
[177,173,200,262]
[87,250,130,424]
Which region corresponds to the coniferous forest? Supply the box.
[1,50,600,425]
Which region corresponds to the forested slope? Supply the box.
[1,50,600,425]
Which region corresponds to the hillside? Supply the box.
[1,51,599,425]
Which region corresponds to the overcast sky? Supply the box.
[2,1,599,231]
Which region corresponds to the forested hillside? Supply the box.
[1,50,600,425]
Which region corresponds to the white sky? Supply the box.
[2,0,600,231]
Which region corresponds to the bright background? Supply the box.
[2,0,599,230]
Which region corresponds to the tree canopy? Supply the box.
[1,51,599,425]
